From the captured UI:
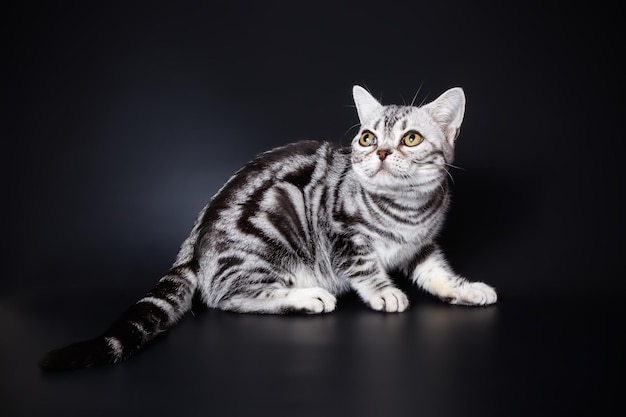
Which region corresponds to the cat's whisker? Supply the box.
[344,122,361,136]
[444,162,465,171]
[444,167,456,186]
[410,82,424,107]
[418,92,430,107]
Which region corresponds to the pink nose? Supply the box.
[377,149,391,160]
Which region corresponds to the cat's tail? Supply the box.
[38,228,202,371]
[38,261,198,371]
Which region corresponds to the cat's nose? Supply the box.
[377,149,392,161]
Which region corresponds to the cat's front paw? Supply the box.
[443,282,497,306]
[367,287,409,313]
[287,288,337,314]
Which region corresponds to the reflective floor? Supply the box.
[1,284,618,417]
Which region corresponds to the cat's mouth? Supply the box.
[374,163,395,177]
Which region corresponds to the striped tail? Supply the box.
[39,262,198,371]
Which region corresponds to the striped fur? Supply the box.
[39,86,497,371]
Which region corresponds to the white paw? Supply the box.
[444,281,497,306]
[367,287,409,313]
[287,288,337,314]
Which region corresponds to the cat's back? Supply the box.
[245,139,348,180]
[197,140,350,234]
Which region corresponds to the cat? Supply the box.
[39,85,497,371]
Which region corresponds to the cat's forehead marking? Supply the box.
[383,106,412,130]
[369,105,417,135]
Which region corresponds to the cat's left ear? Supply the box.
[353,86,383,124]
[425,87,466,145]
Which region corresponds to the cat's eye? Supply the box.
[358,131,377,147]
[402,131,423,147]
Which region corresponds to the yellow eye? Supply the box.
[359,131,377,147]
[402,131,423,147]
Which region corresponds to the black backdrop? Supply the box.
[7,1,624,296]
[3,1,624,416]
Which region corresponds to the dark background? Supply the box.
[3,1,624,416]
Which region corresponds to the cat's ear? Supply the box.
[352,86,383,124]
[425,87,466,145]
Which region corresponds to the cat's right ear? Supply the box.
[352,86,383,124]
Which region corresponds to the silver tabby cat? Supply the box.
[39,86,497,371]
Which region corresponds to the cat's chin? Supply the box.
[363,169,410,192]
[375,168,393,178]
[367,168,396,184]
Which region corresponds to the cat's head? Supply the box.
[350,85,465,194]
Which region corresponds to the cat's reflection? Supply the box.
[201,300,498,378]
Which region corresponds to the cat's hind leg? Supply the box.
[218,286,337,314]
[408,244,497,306]
[208,257,337,314]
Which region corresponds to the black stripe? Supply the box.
[414,191,448,225]
[215,255,245,278]
[405,243,436,274]
[148,276,186,301]
[98,300,172,361]
[235,182,289,259]
[372,280,392,291]
[245,266,279,279]
[211,256,253,295]
[384,106,411,130]
[282,162,316,190]
[266,210,309,260]
[198,141,324,247]
[273,187,309,247]
[365,193,420,226]
[364,219,404,242]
